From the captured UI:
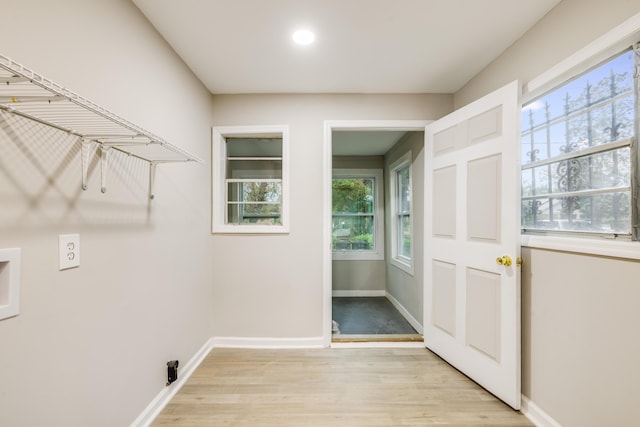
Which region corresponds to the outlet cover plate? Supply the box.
[59,234,80,270]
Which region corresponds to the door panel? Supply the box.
[433,125,458,155]
[424,81,521,409]
[433,166,457,238]
[467,154,501,241]
[432,260,456,336]
[468,105,502,143]
[466,267,501,361]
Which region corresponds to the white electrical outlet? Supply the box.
[59,234,80,270]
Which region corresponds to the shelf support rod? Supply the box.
[149,162,158,200]
[81,138,91,191]
[100,145,111,193]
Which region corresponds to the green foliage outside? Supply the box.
[332,178,374,249]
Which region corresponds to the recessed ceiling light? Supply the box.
[292,29,315,45]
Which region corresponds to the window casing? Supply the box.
[390,152,413,274]
[212,125,289,234]
[332,169,384,260]
[521,48,637,239]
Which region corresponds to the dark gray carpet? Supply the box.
[332,297,418,335]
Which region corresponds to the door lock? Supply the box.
[496,255,512,267]
[496,255,522,267]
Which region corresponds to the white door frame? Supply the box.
[322,120,432,346]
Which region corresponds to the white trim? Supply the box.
[130,337,215,427]
[524,11,640,102]
[389,150,415,275]
[327,120,435,132]
[211,336,325,349]
[385,291,423,334]
[521,396,564,427]
[332,290,386,297]
[211,125,290,234]
[521,234,640,260]
[323,120,433,347]
[332,168,385,260]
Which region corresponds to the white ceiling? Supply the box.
[332,130,408,156]
[132,0,561,95]
[132,0,560,155]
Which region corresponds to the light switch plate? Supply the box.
[59,234,80,270]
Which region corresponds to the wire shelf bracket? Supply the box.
[0,54,203,199]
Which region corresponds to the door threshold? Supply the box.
[332,334,423,343]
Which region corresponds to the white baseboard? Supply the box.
[332,290,386,297]
[521,395,563,427]
[385,291,423,334]
[211,336,325,349]
[130,337,215,427]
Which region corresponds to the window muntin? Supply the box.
[521,49,636,237]
[212,126,289,234]
[332,169,384,260]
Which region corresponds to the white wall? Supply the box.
[457,1,640,425]
[455,0,640,108]
[210,94,452,339]
[384,132,424,329]
[0,1,214,426]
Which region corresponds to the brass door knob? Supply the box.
[496,255,512,267]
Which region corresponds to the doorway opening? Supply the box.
[323,121,430,345]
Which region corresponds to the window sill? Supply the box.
[212,224,289,234]
[332,250,384,261]
[521,234,640,260]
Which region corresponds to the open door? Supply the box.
[424,81,521,409]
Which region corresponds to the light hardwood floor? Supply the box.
[152,347,532,426]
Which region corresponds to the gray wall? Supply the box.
[332,155,386,293]
[0,1,215,426]
[457,1,640,425]
[384,132,425,328]
[210,94,453,339]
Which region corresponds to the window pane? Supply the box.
[522,192,630,234]
[226,137,282,157]
[332,215,374,251]
[228,203,281,225]
[398,166,411,213]
[227,182,282,203]
[522,51,634,160]
[332,178,374,214]
[522,169,533,198]
[528,148,631,195]
[399,215,411,258]
[227,159,282,179]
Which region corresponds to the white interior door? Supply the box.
[424,81,521,409]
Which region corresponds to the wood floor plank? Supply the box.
[152,348,532,426]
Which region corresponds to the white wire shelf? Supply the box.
[0,53,202,198]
